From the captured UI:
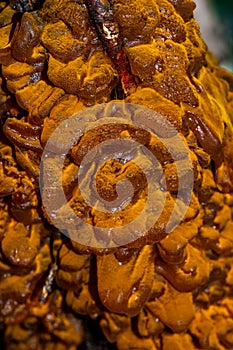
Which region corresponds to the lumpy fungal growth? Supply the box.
[0,0,233,349]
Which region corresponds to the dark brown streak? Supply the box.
[85,0,136,96]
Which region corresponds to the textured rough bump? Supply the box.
[0,0,233,349]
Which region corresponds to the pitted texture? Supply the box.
[0,0,233,349]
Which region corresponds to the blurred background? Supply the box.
[194,0,233,71]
